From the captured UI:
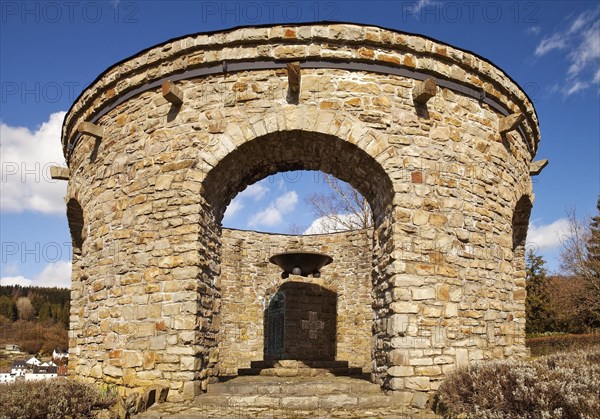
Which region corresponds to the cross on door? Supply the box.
[301,311,325,339]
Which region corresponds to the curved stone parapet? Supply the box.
[62,22,540,405]
[62,22,539,160]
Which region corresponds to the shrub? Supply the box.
[436,350,600,419]
[0,379,116,419]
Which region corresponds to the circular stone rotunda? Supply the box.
[57,22,546,408]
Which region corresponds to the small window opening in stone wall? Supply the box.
[221,170,373,235]
[512,195,533,268]
[67,199,84,255]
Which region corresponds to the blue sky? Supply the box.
[1,0,598,287]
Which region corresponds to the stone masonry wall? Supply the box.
[61,23,540,404]
[219,228,373,375]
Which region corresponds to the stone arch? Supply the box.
[198,117,397,387]
[202,131,394,227]
[66,198,84,255]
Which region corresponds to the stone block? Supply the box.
[456,348,469,368]
[391,302,419,314]
[405,377,430,391]
[388,366,414,377]
[410,391,430,409]
[387,314,409,335]
[412,287,436,300]
[122,351,143,368]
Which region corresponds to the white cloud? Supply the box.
[277,179,285,191]
[565,81,589,96]
[273,191,297,213]
[304,213,362,235]
[0,261,71,289]
[249,191,298,228]
[594,69,600,83]
[535,33,567,56]
[223,182,270,222]
[239,183,269,201]
[223,199,243,221]
[527,218,570,251]
[408,0,437,14]
[535,7,600,96]
[567,20,600,77]
[1,112,67,214]
[568,10,596,35]
[526,26,541,36]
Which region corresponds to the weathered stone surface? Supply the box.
[50,166,70,180]
[530,159,549,176]
[412,78,437,104]
[219,229,372,375]
[77,121,104,138]
[161,80,183,106]
[62,22,537,404]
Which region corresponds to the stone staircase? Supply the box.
[138,360,441,417]
[193,375,411,411]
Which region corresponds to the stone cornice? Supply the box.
[62,22,540,162]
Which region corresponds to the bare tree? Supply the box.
[297,175,373,234]
[560,208,591,277]
[559,203,600,329]
[16,297,35,321]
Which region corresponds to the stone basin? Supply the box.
[269,252,333,277]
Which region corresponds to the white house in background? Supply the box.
[0,372,16,384]
[52,348,69,360]
[26,357,41,366]
[41,361,57,367]
[5,344,20,352]
[24,365,58,381]
[11,360,27,376]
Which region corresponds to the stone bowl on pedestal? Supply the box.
[269,252,333,278]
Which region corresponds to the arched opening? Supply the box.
[200,130,395,383]
[66,199,84,255]
[203,130,393,228]
[512,195,533,270]
[221,170,372,235]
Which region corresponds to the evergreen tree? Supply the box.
[586,197,600,280]
[30,294,46,317]
[525,249,552,334]
[38,302,52,323]
[0,296,17,321]
[60,302,70,328]
[583,196,600,326]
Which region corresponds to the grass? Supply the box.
[526,332,600,357]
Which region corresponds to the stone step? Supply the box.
[186,377,436,416]
[195,393,408,410]
[238,366,364,377]
[208,376,381,396]
[249,359,349,369]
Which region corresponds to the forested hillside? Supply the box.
[0,286,70,354]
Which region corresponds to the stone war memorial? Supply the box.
[57,22,545,411]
